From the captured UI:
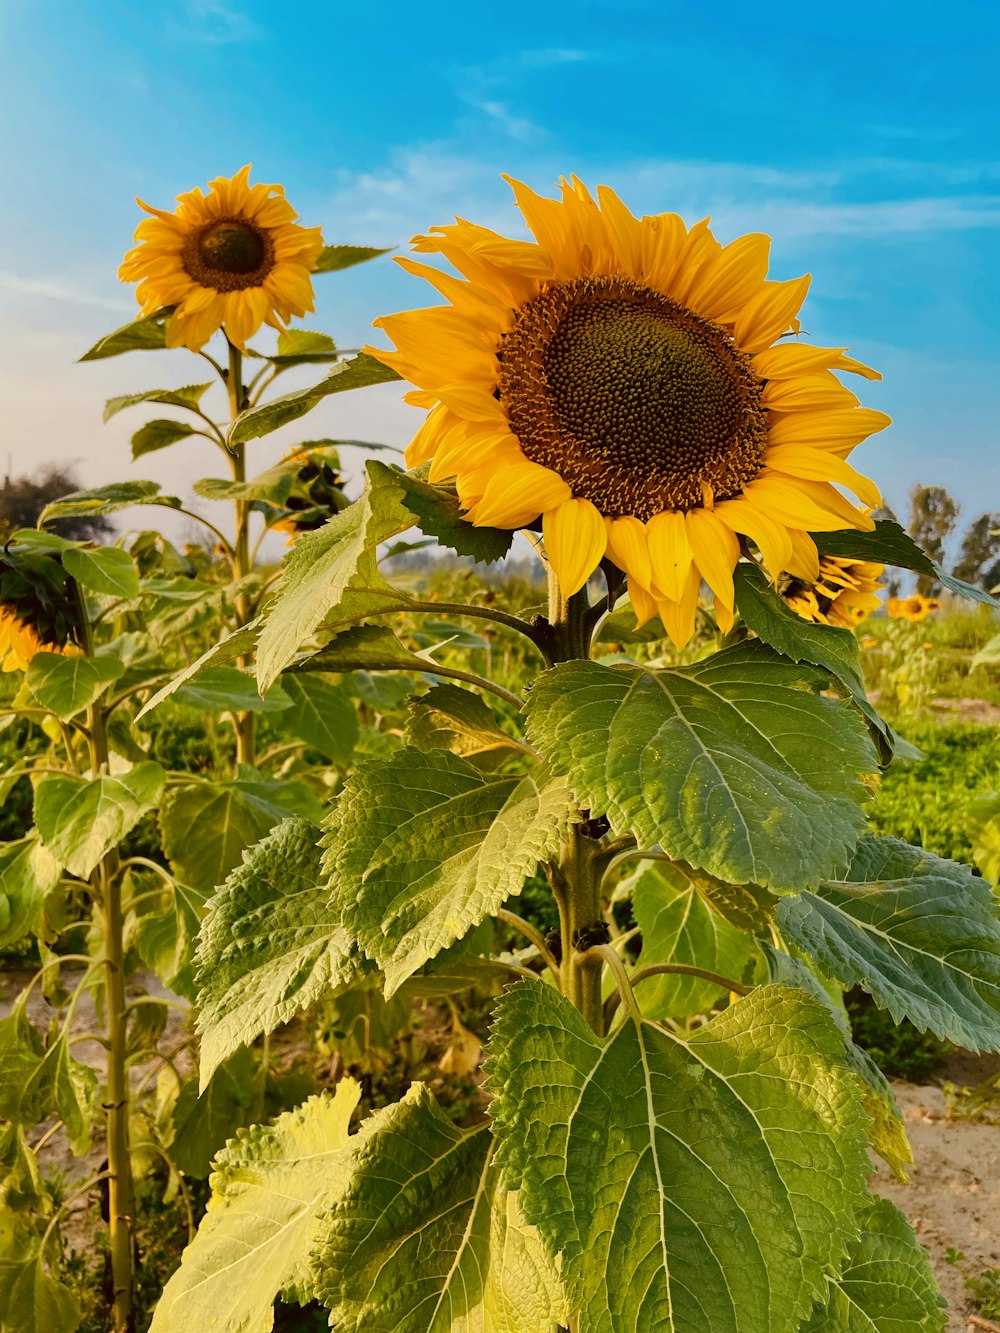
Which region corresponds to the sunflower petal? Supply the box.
[734,275,811,353]
[466,460,571,529]
[685,509,740,610]
[604,515,652,589]
[765,445,882,509]
[658,565,702,650]
[646,511,692,601]
[544,498,608,597]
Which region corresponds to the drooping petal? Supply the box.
[465,460,572,529]
[658,565,702,650]
[646,511,692,602]
[543,498,608,597]
[604,515,652,589]
[685,508,741,611]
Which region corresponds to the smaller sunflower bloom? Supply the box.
[886,594,940,622]
[0,607,58,673]
[119,166,324,352]
[783,556,884,629]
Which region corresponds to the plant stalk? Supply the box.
[77,582,135,1332]
[226,340,256,767]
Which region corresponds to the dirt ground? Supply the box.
[872,1052,1000,1333]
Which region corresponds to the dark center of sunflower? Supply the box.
[181,218,274,292]
[497,275,769,519]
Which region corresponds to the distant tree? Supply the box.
[953,512,1000,592]
[0,465,113,544]
[907,483,961,595]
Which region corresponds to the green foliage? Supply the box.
[801,1196,946,1331]
[324,748,577,994]
[77,306,172,360]
[526,641,876,891]
[26,652,124,718]
[194,817,358,1086]
[489,980,871,1333]
[816,518,999,607]
[34,762,165,878]
[845,993,950,1082]
[778,835,1000,1052]
[228,353,400,445]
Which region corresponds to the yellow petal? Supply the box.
[405,403,452,466]
[435,383,507,423]
[503,176,569,258]
[685,508,740,611]
[734,275,811,353]
[646,511,692,601]
[765,445,882,509]
[787,530,821,582]
[714,499,793,579]
[767,407,891,450]
[685,232,771,323]
[604,515,652,588]
[658,565,702,650]
[762,372,860,412]
[714,595,735,635]
[543,498,608,597]
[596,184,643,280]
[466,460,571,529]
[469,236,554,278]
[747,476,875,532]
[628,578,659,628]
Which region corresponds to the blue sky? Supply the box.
[1,0,997,550]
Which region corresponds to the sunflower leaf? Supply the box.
[78,306,173,361]
[130,418,199,459]
[27,651,125,719]
[525,640,876,891]
[312,243,393,273]
[324,747,578,994]
[103,383,212,422]
[0,836,61,949]
[194,817,360,1087]
[801,1197,946,1332]
[228,352,400,445]
[61,546,140,599]
[0,1246,82,1333]
[267,328,340,365]
[487,980,871,1333]
[394,468,515,563]
[278,673,359,765]
[39,481,182,524]
[815,519,1000,607]
[777,834,1000,1052]
[405,683,527,769]
[255,461,416,692]
[631,862,754,1018]
[149,1083,360,1333]
[34,763,165,879]
[160,780,288,895]
[733,562,892,760]
[136,620,261,720]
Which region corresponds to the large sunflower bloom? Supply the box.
[369,175,890,648]
[0,607,57,673]
[783,556,884,629]
[119,166,324,352]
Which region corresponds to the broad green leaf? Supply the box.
[733,562,890,757]
[405,684,526,769]
[324,748,578,994]
[0,1122,45,1213]
[777,835,1000,1052]
[971,632,1000,669]
[34,762,165,879]
[631,862,753,1018]
[131,417,198,459]
[0,1248,81,1333]
[229,352,400,445]
[150,1081,360,1333]
[27,652,125,719]
[394,468,514,564]
[195,818,359,1087]
[39,480,181,524]
[477,1187,570,1333]
[309,1085,496,1331]
[688,872,778,935]
[295,623,424,673]
[816,520,1000,608]
[801,1197,945,1332]
[132,881,205,1002]
[78,306,172,360]
[313,243,392,272]
[173,665,290,715]
[268,328,339,365]
[0,837,61,949]
[193,463,295,504]
[61,546,139,599]
[760,944,912,1182]
[104,382,211,421]
[166,1048,259,1179]
[352,670,414,713]
[160,781,284,894]
[256,462,416,692]
[278,673,358,765]
[488,981,871,1333]
[0,998,96,1153]
[525,641,876,891]
[135,620,260,720]
[230,773,325,825]
[0,999,45,1124]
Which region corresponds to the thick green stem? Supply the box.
[226,341,255,767]
[76,585,134,1332]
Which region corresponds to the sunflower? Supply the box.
[886,594,940,622]
[783,556,884,629]
[119,165,324,352]
[0,607,57,673]
[270,445,349,541]
[369,175,890,648]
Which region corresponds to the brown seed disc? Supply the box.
[181,218,275,293]
[497,274,769,519]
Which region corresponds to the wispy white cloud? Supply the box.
[166,0,263,46]
[0,272,130,313]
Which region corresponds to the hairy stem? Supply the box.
[226,340,256,767]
